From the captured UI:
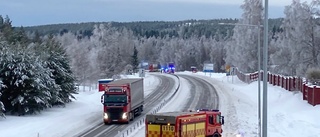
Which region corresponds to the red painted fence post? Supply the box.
[289,77,293,91]
[272,74,275,86]
[307,86,313,105]
[314,87,320,106]
[295,77,297,91]
[285,77,287,90]
[302,84,307,100]
[282,77,284,89]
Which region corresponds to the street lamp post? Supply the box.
[218,22,262,137]
[262,0,269,137]
[257,22,261,137]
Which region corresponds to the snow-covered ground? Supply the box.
[0,72,319,137]
[130,71,320,137]
[0,73,160,137]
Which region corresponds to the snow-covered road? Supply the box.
[0,72,319,137]
[130,72,320,137]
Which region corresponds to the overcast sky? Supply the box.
[0,0,314,26]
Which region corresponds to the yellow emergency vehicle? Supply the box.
[145,109,224,137]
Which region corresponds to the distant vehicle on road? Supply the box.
[167,62,175,73]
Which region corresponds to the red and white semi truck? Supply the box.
[99,78,144,124]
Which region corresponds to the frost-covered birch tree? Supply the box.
[224,0,263,73]
[210,32,228,72]
[271,0,320,76]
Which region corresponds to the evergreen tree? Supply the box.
[0,66,3,111]
[0,15,4,32]
[41,35,77,105]
[32,30,42,44]
[132,46,139,71]
[1,15,14,43]
[15,27,29,44]
[0,43,54,115]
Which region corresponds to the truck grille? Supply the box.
[106,103,125,106]
[107,108,123,120]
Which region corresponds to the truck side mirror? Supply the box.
[101,95,104,104]
[221,116,224,125]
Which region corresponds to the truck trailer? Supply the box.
[98,79,114,91]
[145,109,224,137]
[100,78,144,124]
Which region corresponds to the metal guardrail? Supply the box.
[116,74,180,137]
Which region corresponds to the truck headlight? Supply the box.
[104,113,108,119]
[122,112,128,119]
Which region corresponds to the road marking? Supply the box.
[78,124,108,137]
[92,126,114,137]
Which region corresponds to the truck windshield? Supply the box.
[104,94,127,103]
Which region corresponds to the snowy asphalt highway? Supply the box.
[76,74,177,137]
[178,74,219,111]
[126,73,221,137]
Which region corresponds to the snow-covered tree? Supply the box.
[131,46,139,71]
[271,0,320,76]
[41,36,77,105]
[224,0,263,73]
[210,32,228,72]
[0,43,55,115]
[158,36,179,69]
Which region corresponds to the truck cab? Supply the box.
[100,78,144,124]
[146,109,224,137]
[101,87,130,124]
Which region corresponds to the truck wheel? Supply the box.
[213,133,221,137]
[140,106,143,115]
[136,106,142,116]
[130,112,134,121]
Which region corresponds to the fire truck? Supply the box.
[145,109,224,137]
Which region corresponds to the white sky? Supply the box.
[0,0,314,26]
[0,72,319,137]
